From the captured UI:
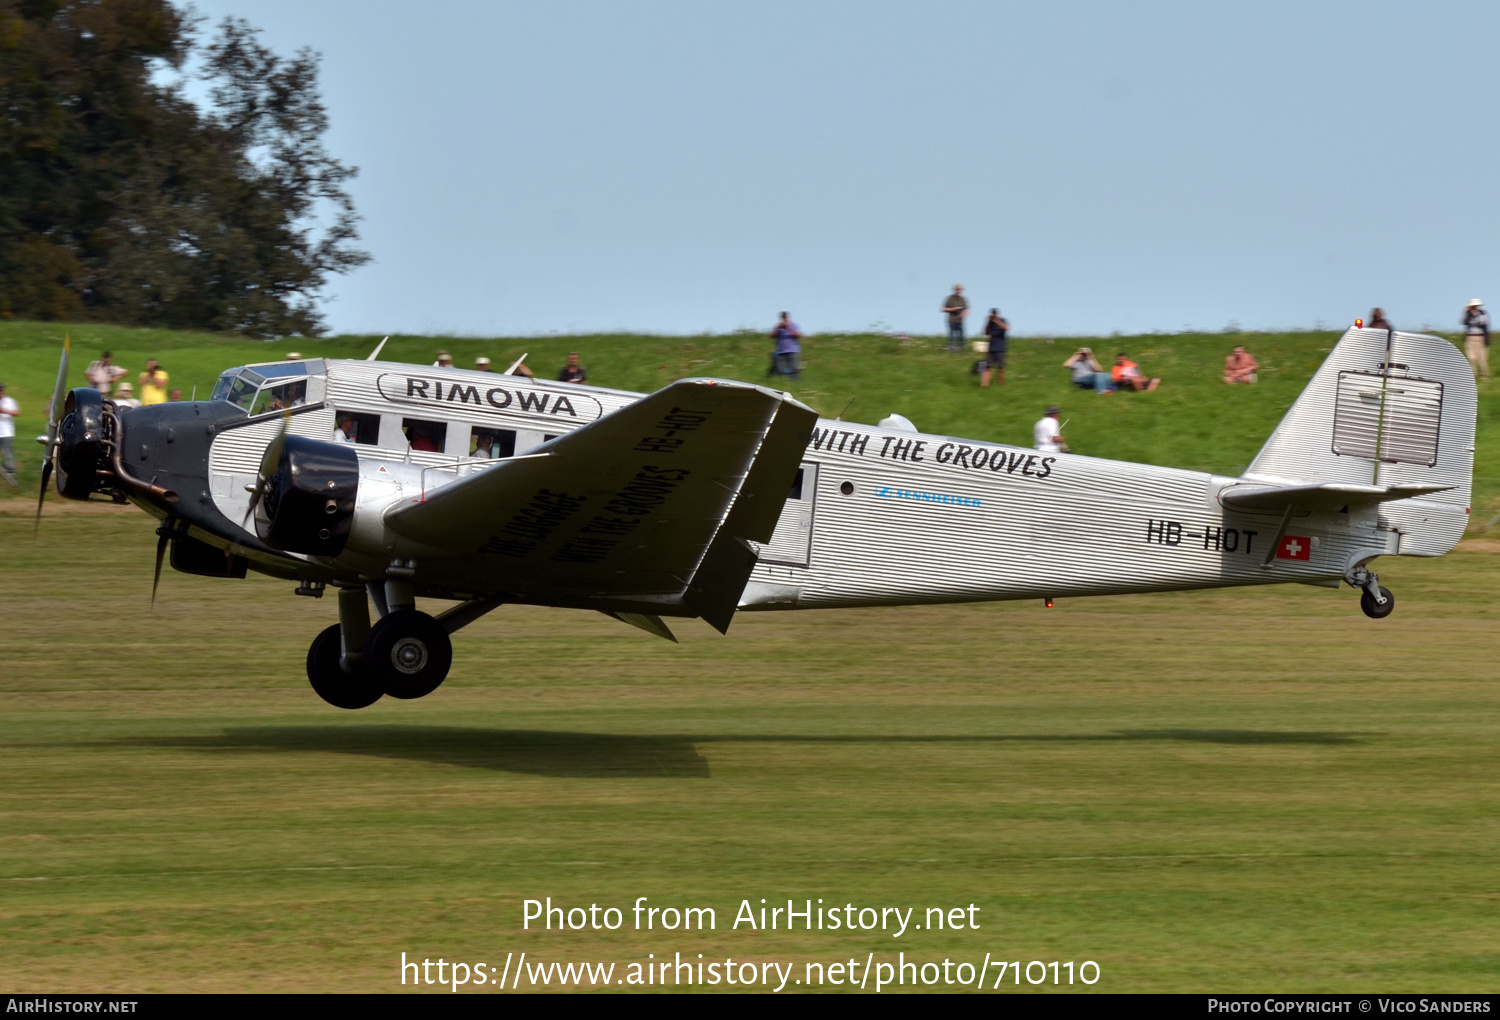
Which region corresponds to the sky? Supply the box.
[180,1,1500,337]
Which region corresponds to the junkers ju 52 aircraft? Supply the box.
[35,326,1474,709]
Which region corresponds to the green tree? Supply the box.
[0,1,369,335]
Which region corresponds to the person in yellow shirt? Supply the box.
[138,358,169,405]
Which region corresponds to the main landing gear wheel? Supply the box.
[1360,586,1395,620]
[364,609,453,700]
[306,624,384,709]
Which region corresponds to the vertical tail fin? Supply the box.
[1245,327,1476,555]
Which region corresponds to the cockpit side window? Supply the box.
[226,377,259,410]
[248,379,308,416]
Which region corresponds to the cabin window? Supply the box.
[402,417,448,453]
[788,468,805,500]
[334,409,381,446]
[470,427,517,459]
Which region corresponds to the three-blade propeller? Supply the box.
[33,337,70,533]
[152,518,177,608]
[242,407,294,533]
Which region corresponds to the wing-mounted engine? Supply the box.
[253,435,360,556]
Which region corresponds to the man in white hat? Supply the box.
[1462,299,1489,380]
[475,356,492,372]
[1034,405,1066,454]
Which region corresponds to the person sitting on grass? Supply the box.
[1224,345,1258,385]
[1063,347,1115,393]
[1111,352,1160,391]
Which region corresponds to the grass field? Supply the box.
[2,320,1499,992]
[2,506,1499,992]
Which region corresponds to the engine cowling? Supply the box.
[254,435,359,556]
[54,388,108,499]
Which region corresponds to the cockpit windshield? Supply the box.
[210,362,321,414]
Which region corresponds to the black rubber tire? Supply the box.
[364,609,453,700]
[1360,586,1395,620]
[306,624,384,709]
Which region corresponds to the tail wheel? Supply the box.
[364,609,453,700]
[1359,586,1395,620]
[306,624,384,709]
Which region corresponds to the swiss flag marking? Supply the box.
[1277,535,1311,560]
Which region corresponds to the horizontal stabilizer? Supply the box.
[1220,481,1453,513]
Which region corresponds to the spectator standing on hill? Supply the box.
[1224,345,1258,384]
[769,312,802,379]
[942,285,968,352]
[112,382,141,409]
[1063,347,1114,393]
[433,350,454,368]
[1034,405,1066,455]
[1463,299,1489,380]
[558,352,588,384]
[1368,308,1392,330]
[85,352,126,394]
[981,309,1009,388]
[475,357,492,372]
[1112,352,1160,392]
[0,382,19,486]
[137,359,169,405]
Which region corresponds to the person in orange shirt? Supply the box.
[137,358,170,405]
[1111,352,1160,391]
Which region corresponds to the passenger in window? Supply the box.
[334,414,356,443]
[471,431,497,459]
[406,422,441,452]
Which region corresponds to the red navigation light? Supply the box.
[1355,318,1364,328]
[1044,597,1055,608]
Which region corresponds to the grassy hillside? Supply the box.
[2,320,1496,526]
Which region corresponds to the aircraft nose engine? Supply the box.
[253,435,360,556]
[54,387,110,499]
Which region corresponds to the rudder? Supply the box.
[1245,327,1475,556]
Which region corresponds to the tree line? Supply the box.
[0,0,368,336]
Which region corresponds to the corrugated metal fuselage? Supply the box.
[155,351,1458,617]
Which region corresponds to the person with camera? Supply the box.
[981,309,1009,387]
[768,312,802,380]
[1463,299,1489,380]
[1063,347,1114,393]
